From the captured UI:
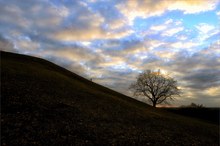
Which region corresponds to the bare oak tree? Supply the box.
[130,70,180,107]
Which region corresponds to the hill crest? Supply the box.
[1,51,219,146]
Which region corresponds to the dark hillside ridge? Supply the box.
[1,51,150,108]
[1,51,219,146]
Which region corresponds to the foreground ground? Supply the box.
[1,51,219,145]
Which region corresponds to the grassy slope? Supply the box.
[1,51,219,146]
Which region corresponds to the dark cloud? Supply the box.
[182,69,220,89]
[165,47,220,74]
[88,0,123,23]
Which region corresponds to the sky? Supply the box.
[0,0,220,107]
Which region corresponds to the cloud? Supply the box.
[116,0,168,24]
[217,11,220,16]
[36,44,108,78]
[169,42,219,72]
[0,35,16,52]
[161,27,184,37]
[182,69,220,89]
[195,23,215,34]
[175,87,220,107]
[47,0,133,41]
[87,0,123,23]
[194,23,220,43]
[168,0,219,14]
[170,41,200,49]
[147,18,184,37]
[0,0,65,32]
[177,35,188,41]
[0,0,69,54]
[150,19,177,31]
[205,86,220,96]
[150,25,167,32]
[116,0,219,24]
[51,13,132,41]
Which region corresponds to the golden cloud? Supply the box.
[116,0,219,24]
[51,21,132,41]
[205,86,220,96]
[168,0,218,14]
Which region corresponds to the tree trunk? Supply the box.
[152,102,157,107]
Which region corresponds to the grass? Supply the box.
[1,51,219,145]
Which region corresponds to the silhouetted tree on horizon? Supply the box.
[130,70,180,107]
[181,102,205,108]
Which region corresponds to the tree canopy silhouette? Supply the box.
[130,70,180,107]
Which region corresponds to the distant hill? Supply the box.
[1,51,219,146]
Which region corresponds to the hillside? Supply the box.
[1,51,219,146]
